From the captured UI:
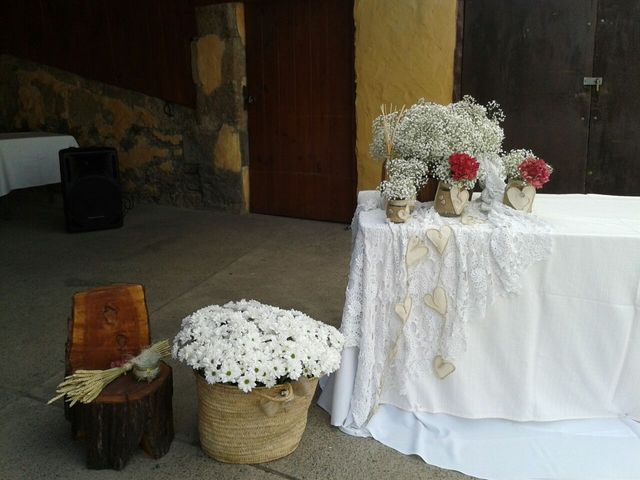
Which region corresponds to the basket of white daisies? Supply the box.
[172,299,344,464]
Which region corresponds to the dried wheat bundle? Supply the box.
[380,103,406,160]
[48,339,170,406]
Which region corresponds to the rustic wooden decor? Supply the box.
[66,284,150,373]
[64,284,174,470]
[70,363,174,469]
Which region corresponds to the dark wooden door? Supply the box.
[245,0,356,222]
[461,0,640,195]
[586,0,640,195]
[462,0,598,193]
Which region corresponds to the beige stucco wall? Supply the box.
[354,0,458,191]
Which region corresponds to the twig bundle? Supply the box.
[48,339,170,406]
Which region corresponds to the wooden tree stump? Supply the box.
[68,363,174,469]
[63,284,174,470]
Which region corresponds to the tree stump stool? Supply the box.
[68,363,174,469]
[64,284,174,470]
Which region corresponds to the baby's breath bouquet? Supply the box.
[172,300,344,393]
[385,157,429,188]
[379,174,418,201]
[371,96,504,190]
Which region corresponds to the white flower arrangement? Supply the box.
[379,174,418,201]
[371,96,504,191]
[386,157,429,188]
[172,300,344,393]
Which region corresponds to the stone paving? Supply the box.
[0,191,473,479]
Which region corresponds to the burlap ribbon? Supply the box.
[257,379,316,417]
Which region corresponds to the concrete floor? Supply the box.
[0,190,472,480]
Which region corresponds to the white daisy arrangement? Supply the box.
[172,300,344,392]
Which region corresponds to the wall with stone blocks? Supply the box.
[0,3,249,213]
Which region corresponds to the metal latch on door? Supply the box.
[583,77,603,92]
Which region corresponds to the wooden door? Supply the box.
[462,0,597,193]
[586,0,640,195]
[245,0,356,222]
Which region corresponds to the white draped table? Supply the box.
[319,192,640,480]
[0,132,79,196]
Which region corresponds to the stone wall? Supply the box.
[0,3,249,213]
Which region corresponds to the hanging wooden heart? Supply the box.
[506,185,535,212]
[433,355,456,379]
[424,287,447,315]
[406,236,429,268]
[426,225,452,255]
[394,295,412,322]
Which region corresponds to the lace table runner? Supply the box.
[341,196,553,428]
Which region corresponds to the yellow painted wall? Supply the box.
[354,0,458,191]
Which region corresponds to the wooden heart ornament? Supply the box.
[426,226,452,255]
[397,204,411,220]
[433,355,456,379]
[506,185,535,212]
[395,295,412,323]
[461,214,484,226]
[450,186,470,214]
[406,236,429,268]
[424,287,447,315]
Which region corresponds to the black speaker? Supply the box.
[59,147,123,232]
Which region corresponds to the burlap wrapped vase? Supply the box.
[503,179,536,212]
[434,182,470,217]
[386,199,415,223]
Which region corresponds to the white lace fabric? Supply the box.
[341,196,553,428]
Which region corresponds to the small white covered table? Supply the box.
[0,132,79,196]
[319,192,640,480]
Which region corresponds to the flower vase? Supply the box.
[195,373,318,464]
[417,177,438,202]
[503,179,535,212]
[434,182,470,217]
[386,199,415,223]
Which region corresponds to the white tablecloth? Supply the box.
[0,132,79,196]
[319,192,640,479]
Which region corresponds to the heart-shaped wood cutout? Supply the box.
[406,236,429,268]
[506,185,535,212]
[426,226,452,255]
[433,355,456,379]
[397,204,411,220]
[424,287,447,316]
[461,214,484,225]
[450,186,470,214]
[394,295,412,322]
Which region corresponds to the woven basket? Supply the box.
[195,373,318,464]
